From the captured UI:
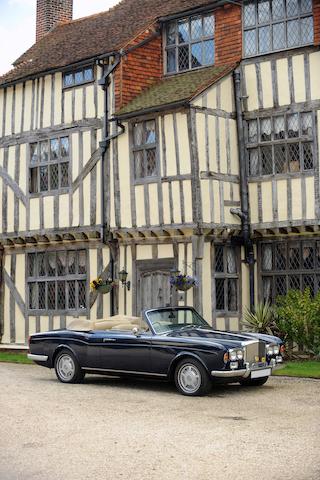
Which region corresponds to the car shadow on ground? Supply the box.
[38,371,276,397]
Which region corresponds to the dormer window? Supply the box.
[63,66,94,88]
[165,13,215,74]
[243,0,314,57]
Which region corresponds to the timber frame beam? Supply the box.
[0,246,4,339]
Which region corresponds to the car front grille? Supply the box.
[243,340,266,366]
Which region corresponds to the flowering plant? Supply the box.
[170,273,199,291]
[90,278,117,293]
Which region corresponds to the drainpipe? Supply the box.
[97,54,125,316]
[232,68,255,311]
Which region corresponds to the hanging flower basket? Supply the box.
[170,274,198,292]
[90,278,116,294]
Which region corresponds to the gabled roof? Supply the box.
[115,64,236,118]
[0,0,225,86]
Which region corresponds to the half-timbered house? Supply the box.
[0,0,320,347]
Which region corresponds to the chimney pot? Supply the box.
[36,0,73,42]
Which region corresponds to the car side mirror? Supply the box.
[132,326,140,336]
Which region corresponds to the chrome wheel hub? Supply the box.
[57,354,75,381]
[178,364,201,394]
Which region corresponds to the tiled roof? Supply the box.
[0,0,222,86]
[115,64,236,117]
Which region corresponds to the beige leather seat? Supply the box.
[68,315,148,332]
[67,319,95,331]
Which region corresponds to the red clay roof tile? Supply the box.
[0,0,223,86]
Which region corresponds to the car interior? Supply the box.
[67,315,149,332]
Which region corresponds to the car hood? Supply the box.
[167,327,282,349]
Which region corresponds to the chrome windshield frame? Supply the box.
[144,306,211,336]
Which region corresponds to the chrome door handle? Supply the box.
[103,338,116,342]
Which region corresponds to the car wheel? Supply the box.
[174,358,211,396]
[54,349,85,384]
[240,376,269,387]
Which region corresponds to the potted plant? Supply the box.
[170,272,198,292]
[90,277,116,294]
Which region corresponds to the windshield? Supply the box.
[146,308,210,335]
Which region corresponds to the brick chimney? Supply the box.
[36,0,73,41]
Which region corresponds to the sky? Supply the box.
[0,0,120,75]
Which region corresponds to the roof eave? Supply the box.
[0,50,119,88]
[114,100,190,120]
[158,0,241,22]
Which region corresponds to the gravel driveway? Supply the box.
[0,363,319,480]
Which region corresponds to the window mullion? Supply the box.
[75,280,79,311]
[299,140,303,171]
[43,281,47,311]
[37,147,40,193]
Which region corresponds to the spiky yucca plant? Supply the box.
[242,302,276,334]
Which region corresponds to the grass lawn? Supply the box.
[0,352,33,364]
[273,361,320,379]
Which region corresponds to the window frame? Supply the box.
[213,244,240,316]
[163,11,215,75]
[258,238,320,303]
[243,0,314,58]
[130,118,160,184]
[28,135,71,196]
[246,110,315,179]
[26,248,89,315]
[62,65,95,89]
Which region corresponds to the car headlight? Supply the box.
[236,349,243,360]
[229,350,237,361]
[266,344,280,356]
[229,349,244,361]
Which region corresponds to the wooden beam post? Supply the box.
[0,246,4,340]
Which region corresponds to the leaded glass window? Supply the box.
[63,66,94,88]
[261,239,320,302]
[27,250,87,313]
[247,112,314,177]
[165,13,215,73]
[214,245,239,313]
[132,120,158,180]
[243,0,314,57]
[29,137,70,194]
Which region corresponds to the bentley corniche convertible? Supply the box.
[28,307,284,396]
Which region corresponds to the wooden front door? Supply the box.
[136,259,176,315]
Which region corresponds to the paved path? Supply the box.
[0,363,319,480]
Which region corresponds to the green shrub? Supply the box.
[276,289,320,356]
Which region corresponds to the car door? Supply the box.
[96,329,152,373]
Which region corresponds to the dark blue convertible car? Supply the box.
[28,307,284,396]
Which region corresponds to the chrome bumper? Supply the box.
[28,354,48,362]
[211,361,281,379]
[211,368,248,378]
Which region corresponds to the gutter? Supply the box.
[232,68,255,311]
[158,0,241,22]
[96,54,125,317]
[0,53,118,89]
[114,100,189,121]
